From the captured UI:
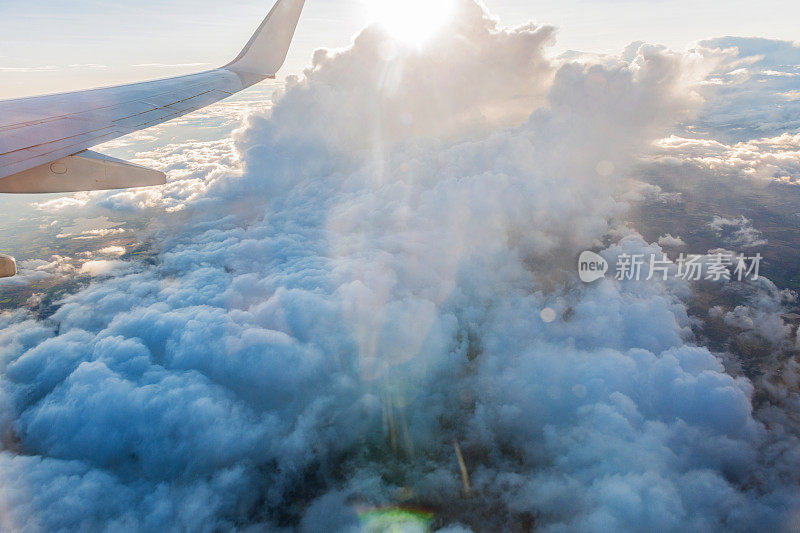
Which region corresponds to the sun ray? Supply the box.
[366,0,456,46]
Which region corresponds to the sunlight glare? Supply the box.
[367,0,456,46]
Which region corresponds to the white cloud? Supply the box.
[1,2,799,531]
[623,182,684,205]
[658,233,686,247]
[96,246,126,257]
[0,65,59,73]
[73,228,126,239]
[652,133,800,184]
[762,70,800,77]
[78,260,126,276]
[33,194,92,212]
[708,215,768,248]
[691,37,800,141]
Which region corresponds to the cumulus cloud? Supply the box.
[96,246,126,257]
[709,278,795,348]
[78,260,127,276]
[2,2,800,531]
[0,259,64,290]
[622,182,684,206]
[691,37,800,141]
[33,194,92,212]
[708,215,768,248]
[97,138,242,213]
[653,133,800,184]
[259,1,557,152]
[658,233,686,247]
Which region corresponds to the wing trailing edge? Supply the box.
[0,150,166,194]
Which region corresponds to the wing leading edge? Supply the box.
[0,0,306,194]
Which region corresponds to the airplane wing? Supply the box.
[0,0,305,194]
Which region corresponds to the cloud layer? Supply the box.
[2,2,800,531]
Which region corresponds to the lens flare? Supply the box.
[357,506,434,532]
[367,0,456,46]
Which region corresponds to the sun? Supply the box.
[366,0,456,46]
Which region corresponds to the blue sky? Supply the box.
[1,0,799,99]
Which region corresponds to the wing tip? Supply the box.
[224,0,306,78]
